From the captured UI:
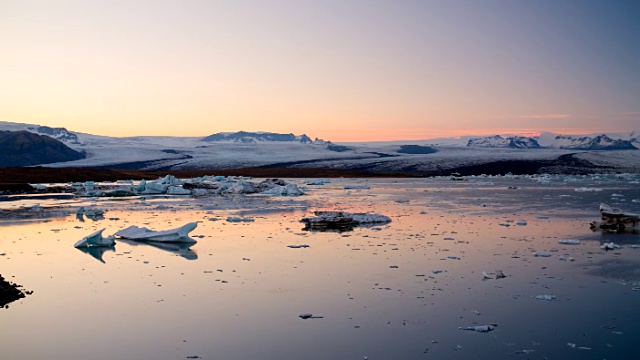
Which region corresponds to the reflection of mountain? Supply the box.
[76,246,116,263]
[117,239,197,260]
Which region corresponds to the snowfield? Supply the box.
[1,121,639,173]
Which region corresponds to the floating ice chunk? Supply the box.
[31,184,47,190]
[307,178,330,185]
[260,184,304,196]
[142,181,169,194]
[74,228,115,248]
[460,325,495,332]
[558,239,581,245]
[299,313,323,319]
[287,244,310,248]
[301,211,391,230]
[158,174,183,185]
[574,187,602,192]
[166,186,191,195]
[226,217,255,223]
[344,185,370,190]
[533,252,552,257]
[611,193,624,197]
[114,222,197,243]
[534,294,556,301]
[482,270,506,280]
[516,220,527,226]
[592,203,640,232]
[601,242,621,250]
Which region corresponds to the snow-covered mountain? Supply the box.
[466,135,541,149]
[0,121,81,145]
[202,131,324,144]
[0,121,639,173]
[537,133,638,150]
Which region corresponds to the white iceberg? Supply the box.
[460,325,495,332]
[74,228,116,248]
[114,222,198,243]
[558,239,581,245]
[260,184,304,196]
[534,294,557,301]
[167,186,192,195]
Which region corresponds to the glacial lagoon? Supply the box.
[1,175,640,359]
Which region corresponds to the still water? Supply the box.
[1,176,640,359]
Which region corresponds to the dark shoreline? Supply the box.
[0,153,623,189]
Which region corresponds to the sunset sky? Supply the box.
[1,0,639,141]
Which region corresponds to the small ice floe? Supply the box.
[558,256,575,261]
[611,193,624,197]
[287,244,310,249]
[74,228,116,248]
[574,187,602,192]
[432,270,445,274]
[558,239,581,245]
[447,256,460,260]
[516,220,527,226]
[533,252,552,257]
[166,186,191,195]
[114,222,197,243]
[459,324,496,333]
[482,270,506,280]
[534,294,557,301]
[299,313,324,319]
[226,217,255,223]
[307,178,330,185]
[300,211,391,231]
[260,184,304,196]
[567,343,591,350]
[76,206,106,220]
[536,215,550,219]
[591,203,639,232]
[600,242,621,250]
[343,185,370,190]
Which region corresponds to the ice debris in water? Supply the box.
[114,222,198,243]
[574,187,602,192]
[73,228,116,248]
[600,242,621,250]
[260,184,304,196]
[591,203,640,232]
[76,207,106,220]
[460,324,496,332]
[226,217,255,223]
[299,313,324,319]
[482,270,506,280]
[343,184,371,190]
[301,211,391,230]
[558,239,581,245]
[516,220,527,226]
[287,244,310,249]
[306,178,330,185]
[534,294,557,301]
[533,252,552,257]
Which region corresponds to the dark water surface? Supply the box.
[1,175,639,359]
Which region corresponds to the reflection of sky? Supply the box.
[1,177,640,359]
[2,1,640,140]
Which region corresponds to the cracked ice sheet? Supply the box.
[0,177,639,359]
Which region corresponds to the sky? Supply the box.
[1,0,639,141]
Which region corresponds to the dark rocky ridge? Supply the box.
[0,131,85,167]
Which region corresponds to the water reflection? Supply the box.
[117,239,198,260]
[75,245,116,263]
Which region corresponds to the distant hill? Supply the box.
[202,131,324,144]
[0,131,85,167]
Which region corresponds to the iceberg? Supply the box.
[301,211,391,231]
[260,184,304,196]
[114,222,198,243]
[591,203,640,232]
[74,228,116,248]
